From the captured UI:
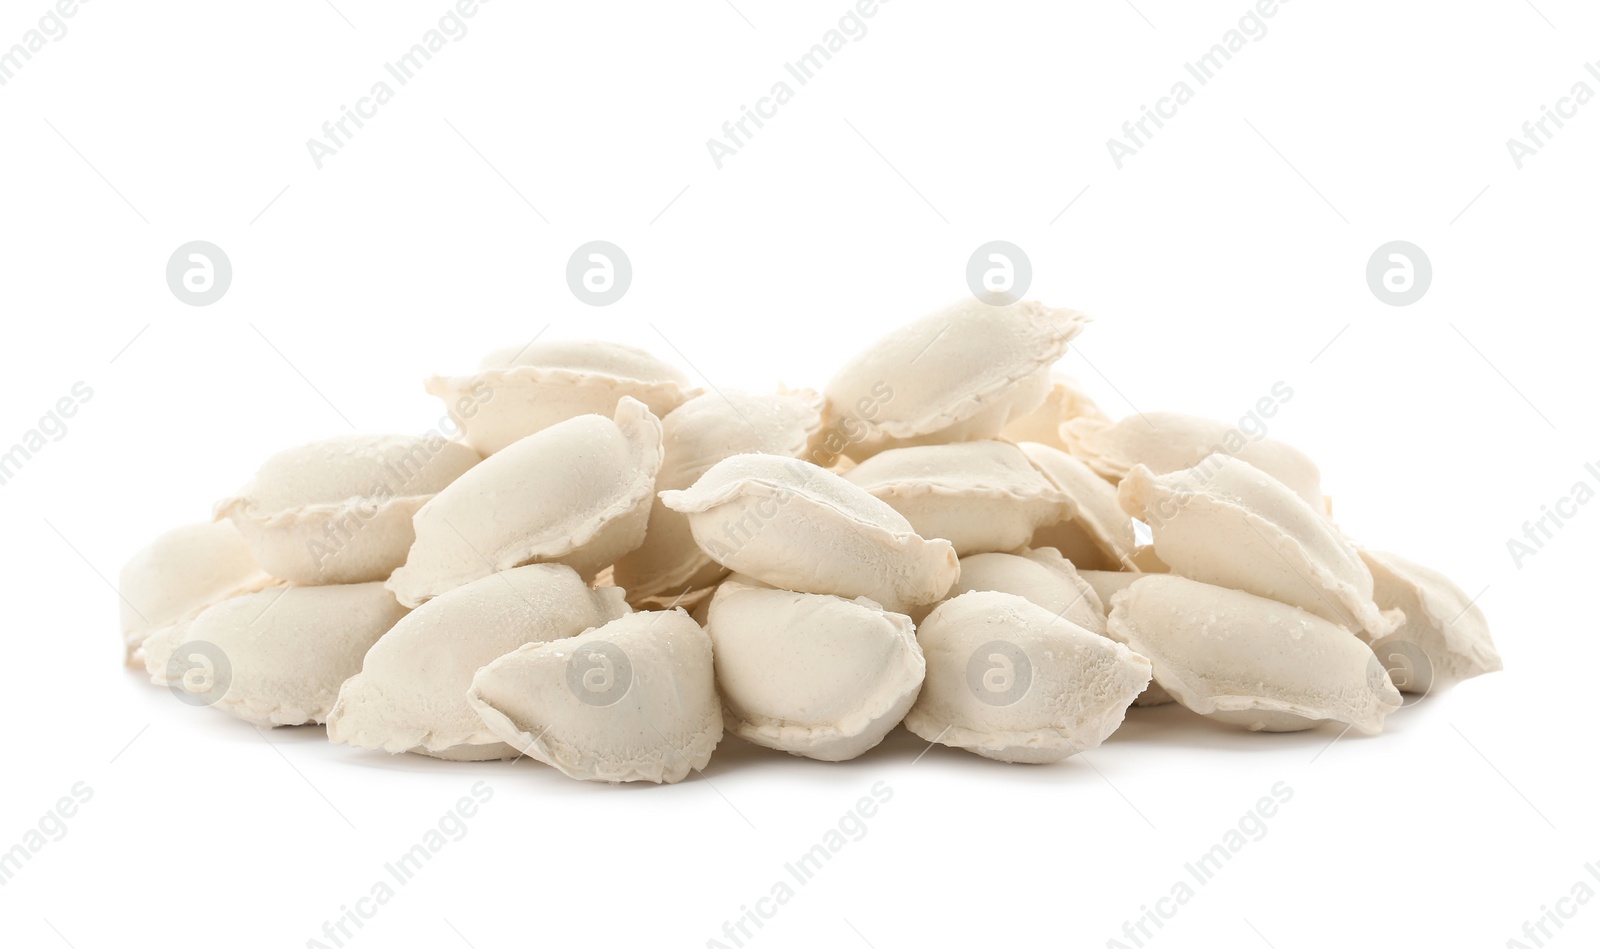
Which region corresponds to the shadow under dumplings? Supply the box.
[1112,702,1388,753]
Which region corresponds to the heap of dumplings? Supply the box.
[118,298,1502,781]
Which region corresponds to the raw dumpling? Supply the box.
[1019,442,1137,570]
[1064,411,1326,513]
[822,298,1089,460]
[426,339,694,455]
[118,520,273,666]
[705,581,924,761]
[842,441,1072,556]
[386,398,663,607]
[1117,454,1399,640]
[1361,549,1502,693]
[328,564,629,759]
[612,388,825,606]
[659,454,958,613]
[1000,374,1110,449]
[925,548,1105,634]
[1107,574,1402,734]
[468,609,720,783]
[216,434,480,585]
[145,582,407,728]
[905,591,1151,763]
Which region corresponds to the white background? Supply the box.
[2,1,1596,947]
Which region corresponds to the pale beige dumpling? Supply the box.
[1117,454,1400,640]
[1019,442,1137,570]
[1107,575,1403,734]
[659,454,958,613]
[1361,549,1502,693]
[386,398,663,608]
[841,441,1073,556]
[328,564,629,759]
[612,388,825,606]
[215,434,480,585]
[822,298,1089,461]
[426,339,695,455]
[118,520,273,666]
[705,581,923,761]
[905,591,1151,763]
[1064,411,1326,513]
[925,548,1104,634]
[1000,374,1110,449]
[468,609,720,783]
[145,582,407,728]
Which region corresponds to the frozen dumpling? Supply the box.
[118,520,273,666]
[822,298,1089,460]
[216,433,480,585]
[146,582,407,727]
[1117,454,1398,640]
[905,591,1150,763]
[842,441,1072,556]
[705,581,923,761]
[468,609,721,783]
[660,454,958,614]
[613,388,825,605]
[386,398,662,607]
[1107,574,1402,734]
[328,564,629,759]
[426,339,694,455]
